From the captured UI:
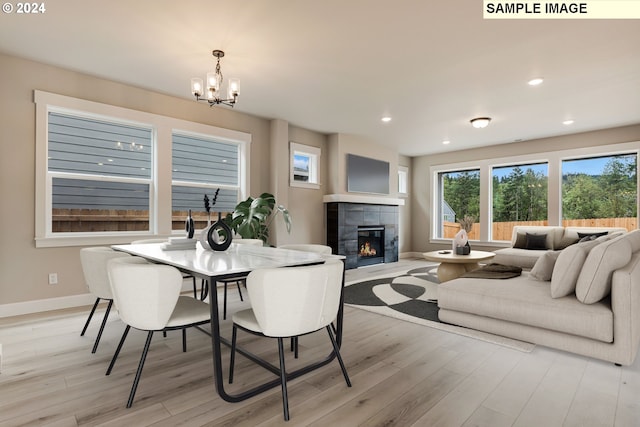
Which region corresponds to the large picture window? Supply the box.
[431,144,638,245]
[492,163,548,241]
[48,112,153,233]
[562,154,637,229]
[171,133,241,230]
[436,169,480,239]
[35,90,250,247]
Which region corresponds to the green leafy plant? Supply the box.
[224,192,292,244]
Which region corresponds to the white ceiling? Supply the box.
[1,0,639,156]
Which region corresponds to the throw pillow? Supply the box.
[550,239,601,298]
[530,250,561,281]
[556,236,579,250]
[575,237,632,304]
[525,233,548,250]
[513,233,527,249]
[577,231,608,240]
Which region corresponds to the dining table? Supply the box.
[111,241,345,403]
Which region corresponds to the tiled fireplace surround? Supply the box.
[326,202,399,270]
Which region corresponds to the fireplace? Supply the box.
[326,201,399,270]
[357,226,385,267]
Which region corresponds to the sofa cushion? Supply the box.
[622,229,640,252]
[438,275,613,342]
[550,239,601,298]
[530,250,561,281]
[492,248,545,269]
[576,236,633,304]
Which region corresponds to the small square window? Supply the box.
[290,142,320,189]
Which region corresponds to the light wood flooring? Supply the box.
[1,258,639,426]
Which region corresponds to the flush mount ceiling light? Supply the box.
[191,50,240,107]
[470,117,491,129]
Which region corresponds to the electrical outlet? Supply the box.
[48,273,58,285]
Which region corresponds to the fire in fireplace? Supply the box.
[357,226,385,267]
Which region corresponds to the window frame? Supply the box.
[430,142,639,246]
[35,90,250,248]
[289,141,321,189]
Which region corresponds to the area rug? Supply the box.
[344,266,535,353]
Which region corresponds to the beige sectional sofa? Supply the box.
[492,225,627,269]
[438,229,640,365]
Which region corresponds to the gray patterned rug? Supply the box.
[344,266,535,352]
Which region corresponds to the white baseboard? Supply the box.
[0,293,96,318]
[400,251,424,259]
[0,282,198,319]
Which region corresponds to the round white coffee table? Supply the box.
[422,250,495,282]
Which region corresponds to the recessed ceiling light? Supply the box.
[528,78,544,86]
[442,140,451,145]
[381,116,392,123]
[563,120,574,125]
[470,117,491,128]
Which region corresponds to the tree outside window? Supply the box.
[438,169,480,239]
[562,154,637,228]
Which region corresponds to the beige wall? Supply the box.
[410,125,640,254]
[0,53,331,309]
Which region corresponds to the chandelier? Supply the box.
[191,50,240,107]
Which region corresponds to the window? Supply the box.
[171,132,241,230]
[398,166,408,195]
[436,169,480,240]
[35,90,250,247]
[48,112,153,233]
[492,162,548,241]
[562,154,637,228]
[290,142,320,189]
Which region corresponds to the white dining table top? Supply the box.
[112,242,333,278]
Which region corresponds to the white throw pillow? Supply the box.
[576,237,632,304]
[550,240,600,298]
[530,250,561,281]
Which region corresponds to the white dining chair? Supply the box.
[79,247,131,353]
[228,260,351,421]
[105,256,212,408]
[132,238,202,300]
[212,238,264,320]
[277,243,333,357]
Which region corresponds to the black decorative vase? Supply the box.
[456,242,471,255]
[205,213,233,251]
[185,209,195,239]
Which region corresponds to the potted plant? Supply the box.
[224,192,292,244]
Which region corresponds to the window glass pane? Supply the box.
[562,154,637,230]
[293,153,311,182]
[48,112,152,178]
[492,163,548,240]
[437,169,480,239]
[172,133,240,230]
[52,178,149,232]
[171,186,237,229]
[172,134,238,185]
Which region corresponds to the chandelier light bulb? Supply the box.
[191,78,203,97]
